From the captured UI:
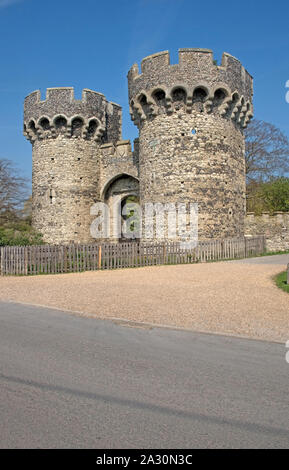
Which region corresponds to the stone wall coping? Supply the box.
[179,48,213,53]
[100,140,132,149]
[246,211,289,216]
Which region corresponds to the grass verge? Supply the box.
[275,271,289,294]
[258,250,289,257]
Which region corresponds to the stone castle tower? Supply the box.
[128,49,253,239]
[24,48,253,244]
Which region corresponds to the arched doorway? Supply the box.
[102,174,140,242]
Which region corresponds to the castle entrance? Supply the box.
[102,174,140,242]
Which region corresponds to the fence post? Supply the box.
[0,247,3,275]
[221,240,224,259]
[98,245,102,269]
[287,263,289,285]
[24,246,28,275]
[163,243,166,265]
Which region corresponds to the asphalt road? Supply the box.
[0,301,289,449]
[234,253,289,265]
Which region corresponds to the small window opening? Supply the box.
[40,118,50,130]
[87,120,98,138]
[172,88,186,103]
[55,117,67,129]
[193,88,207,102]
[49,189,54,204]
[153,90,166,102]
[155,90,165,100]
[28,120,37,135]
[139,94,147,106]
[213,89,227,107]
[71,118,83,137]
[215,89,226,100]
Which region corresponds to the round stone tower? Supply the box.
[128,49,253,240]
[24,87,122,243]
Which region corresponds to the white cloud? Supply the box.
[0,0,23,8]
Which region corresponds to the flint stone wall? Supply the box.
[137,110,245,239]
[245,212,289,252]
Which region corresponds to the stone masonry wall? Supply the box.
[32,137,100,244]
[137,110,245,239]
[100,139,139,196]
[245,212,289,252]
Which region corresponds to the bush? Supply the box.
[0,221,43,246]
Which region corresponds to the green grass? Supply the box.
[257,249,289,257]
[275,271,289,294]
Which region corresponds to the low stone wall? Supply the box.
[245,212,289,252]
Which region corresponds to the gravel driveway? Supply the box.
[0,255,288,342]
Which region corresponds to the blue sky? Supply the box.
[0,0,289,183]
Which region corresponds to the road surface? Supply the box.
[0,301,288,448]
[234,254,289,265]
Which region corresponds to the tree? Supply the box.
[0,158,28,223]
[260,177,289,212]
[21,195,32,222]
[246,177,289,214]
[0,160,43,245]
[245,119,289,183]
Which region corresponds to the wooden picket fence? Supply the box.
[0,236,265,276]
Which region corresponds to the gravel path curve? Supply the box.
[0,256,288,342]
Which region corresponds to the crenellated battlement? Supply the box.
[24,87,122,143]
[128,49,252,95]
[128,48,253,129]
